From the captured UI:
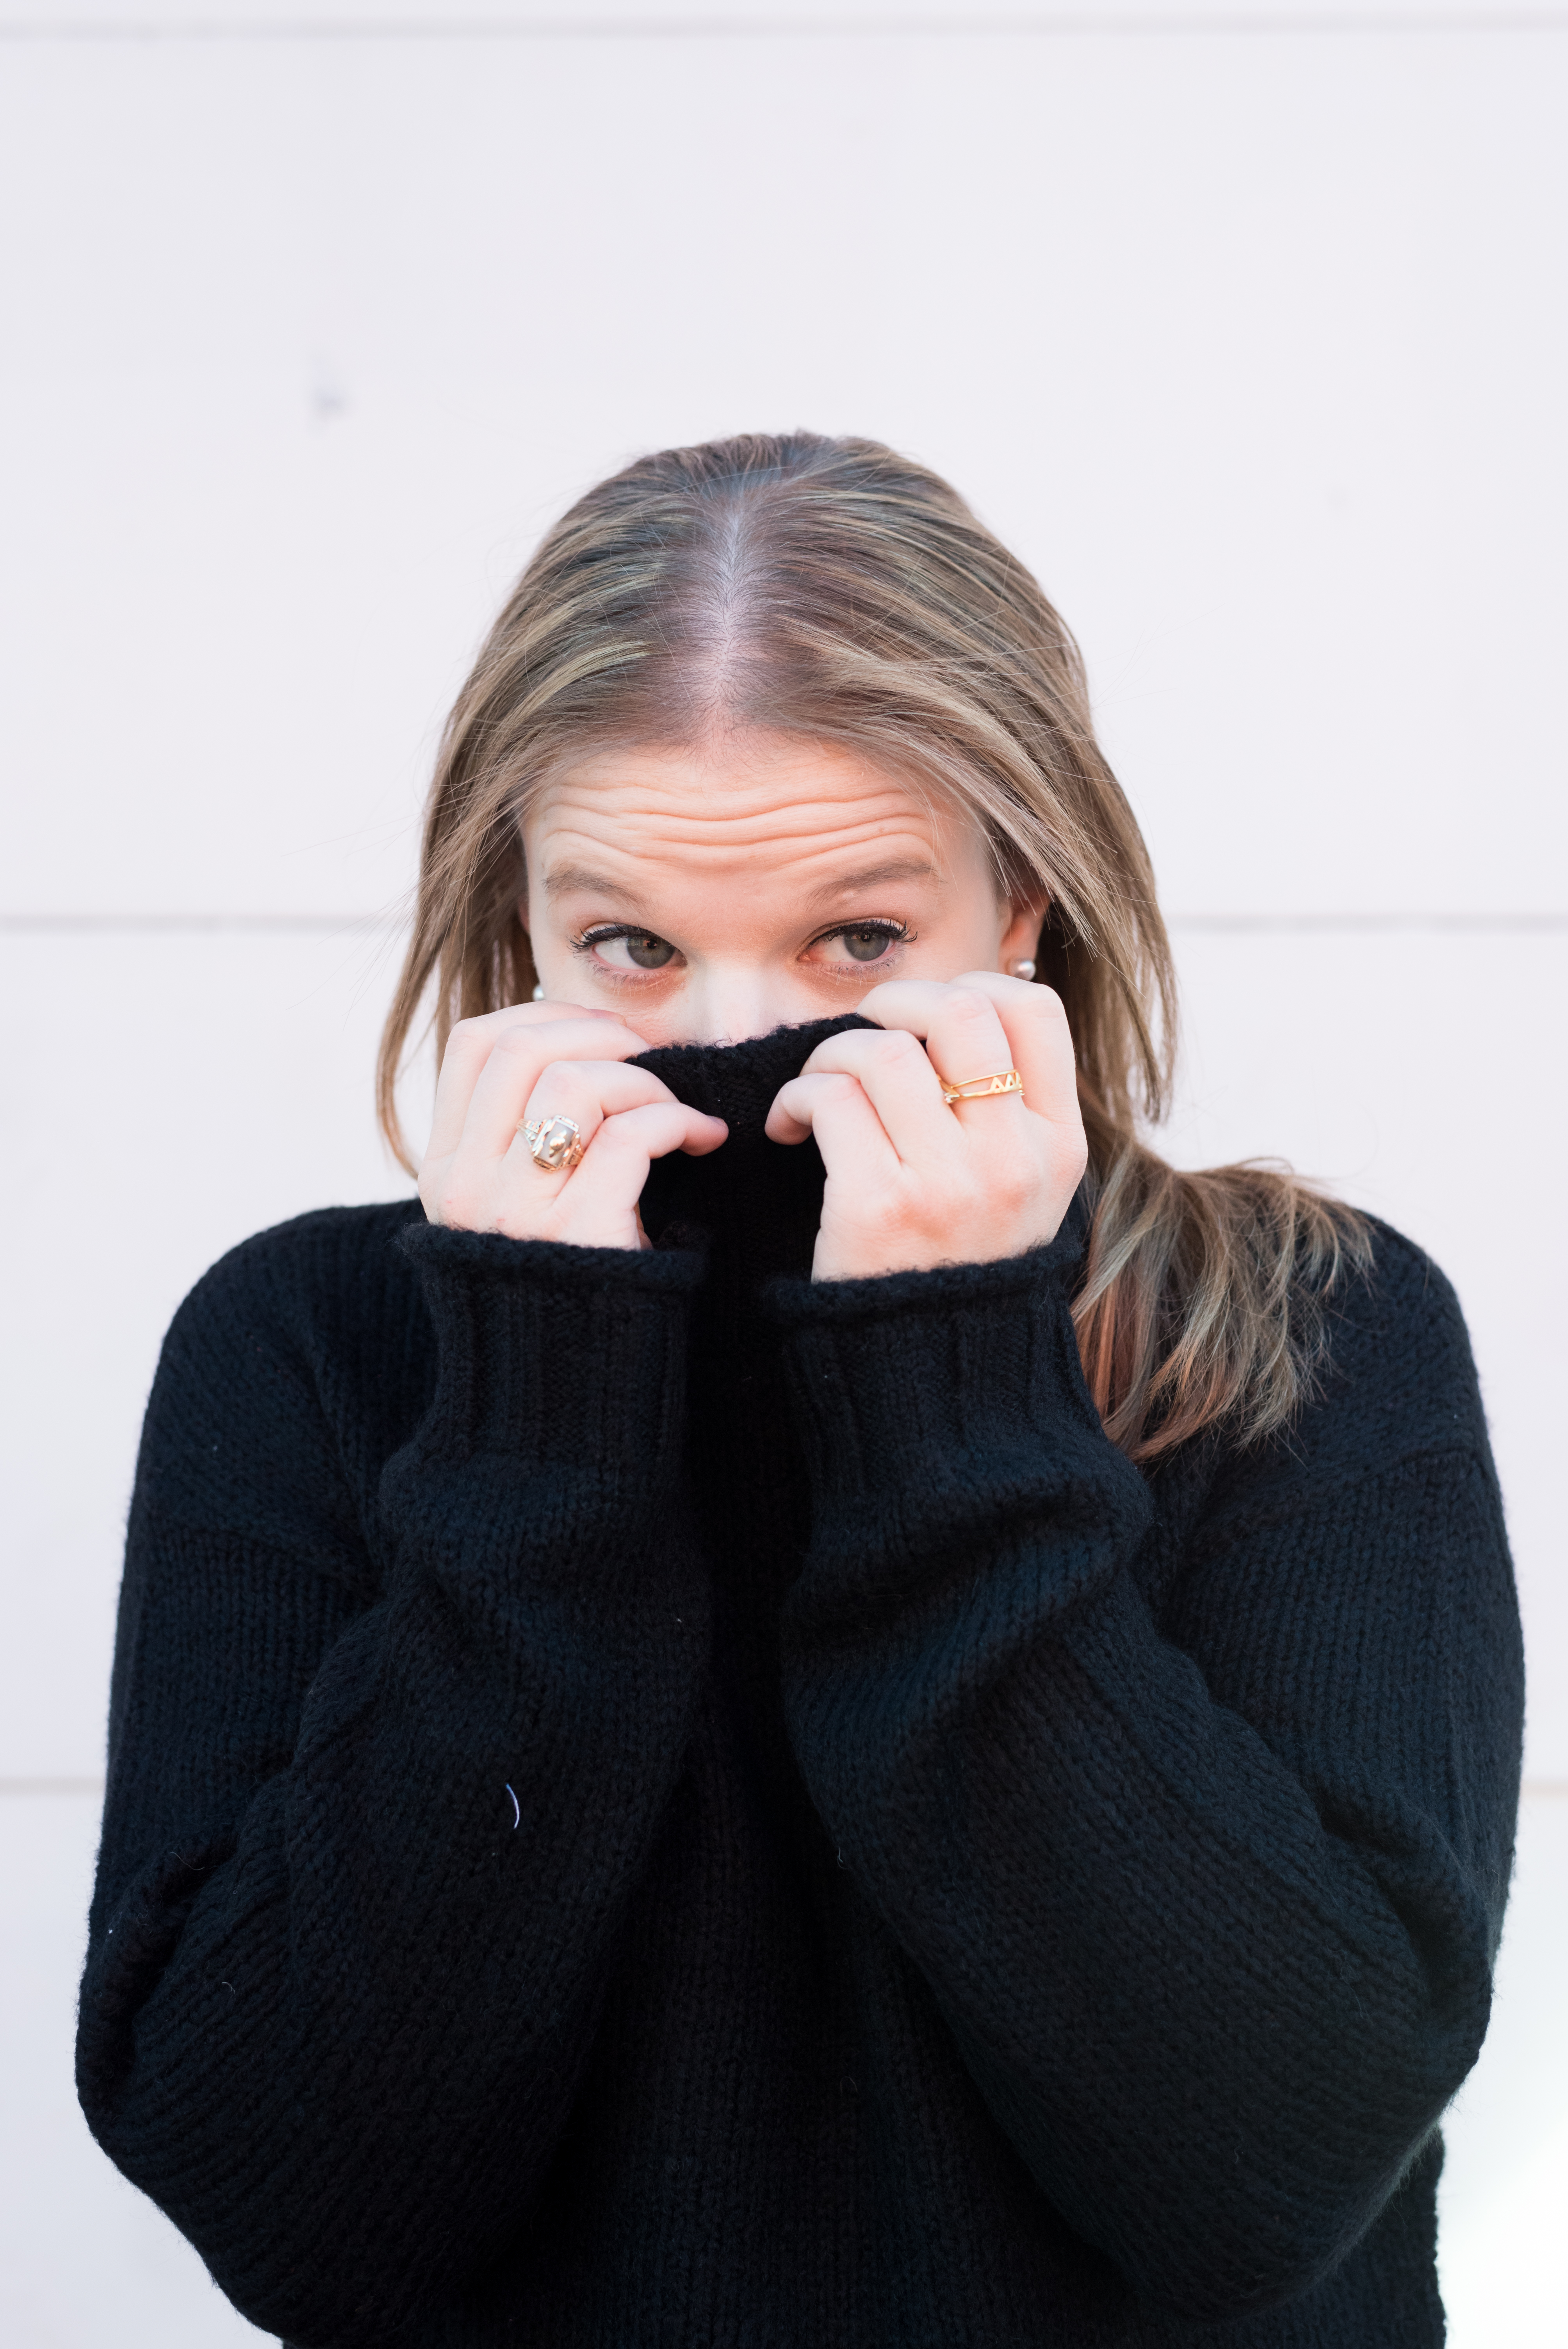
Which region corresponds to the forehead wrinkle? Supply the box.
[542,794,929,850]
[535,801,939,871]
[533,810,941,880]
[543,840,943,909]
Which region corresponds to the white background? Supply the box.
[1,2,1563,2340]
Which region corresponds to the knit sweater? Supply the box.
[79,1015,1523,2349]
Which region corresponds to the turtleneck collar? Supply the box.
[632,1011,1090,1290]
[632,1014,875,1146]
[626,1012,1090,1616]
[632,1015,875,1287]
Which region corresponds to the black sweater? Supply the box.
[79,1016,1523,2349]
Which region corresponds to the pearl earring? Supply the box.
[532,982,545,1001]
[1009,958,1036,982]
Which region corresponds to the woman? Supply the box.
[80,434,1522,2347]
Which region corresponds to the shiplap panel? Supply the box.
[1163,921,1568,1777]
[2,26,1563,916]
[5,4,1559,30]
[0,925,417,1777]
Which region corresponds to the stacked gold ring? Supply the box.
[935,1068,1024,1109]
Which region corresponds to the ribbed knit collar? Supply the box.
[632,1012,1089,1292]
[633,1015,874,1287]
[633,1014,874,1143]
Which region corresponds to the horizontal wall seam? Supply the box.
[0,912,410,932]
[3,16,1567,45]
[1167,912,1568,932]
[0,1777,106,1795]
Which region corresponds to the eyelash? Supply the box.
[814,919,912,963]
[568,919,914,968]
[570,924,671,968]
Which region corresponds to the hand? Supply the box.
[418,1001,727,1252]
[764,973,1087,1281]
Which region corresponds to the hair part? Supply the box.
[379,431,1369,1462]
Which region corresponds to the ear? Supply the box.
[998,894,1048,972]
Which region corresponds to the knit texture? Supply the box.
[79,1016,1523,2348]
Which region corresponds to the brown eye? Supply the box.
[624,932,675,970]
[840,927,896,963]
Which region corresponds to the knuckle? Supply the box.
[948,1176,990,1224]
[592,1112,640,1153]
[860,1185,909,1237]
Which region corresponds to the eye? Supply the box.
[576,925,679,972]
[813,921,908,966]
[839,926,897,963]
[618,931,676,970]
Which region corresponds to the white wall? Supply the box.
[2,3,1564,2341]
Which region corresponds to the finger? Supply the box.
[455,1019,650,1162]
[904,985,1022,1133]
[937,971,1080,1128]
[518,1059,686,1148]
[766,1070,901,1173]
[547,1100,729,1207]
[774,1027,952,1162]
[858,973,1078,1128]
[502,1066,725,1183]
[427,1005,642,1161]
[853,978,1023,1106]
[849,978,962,1038]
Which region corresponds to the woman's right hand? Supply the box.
[417,1001,727,1252]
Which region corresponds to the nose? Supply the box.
[681,961,792,1044]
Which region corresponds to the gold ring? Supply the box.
[936,1068,1025,1109]
[519,1114,586,1173]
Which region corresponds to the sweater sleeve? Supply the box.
[78,1219,709,2349]
[770,1233,1524,2326]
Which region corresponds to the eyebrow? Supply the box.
[542,863,640,900]
[806,858,938,899]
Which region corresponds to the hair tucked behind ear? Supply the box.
[379,431,1369,1462]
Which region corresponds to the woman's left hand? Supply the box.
[765,973,1088,1282]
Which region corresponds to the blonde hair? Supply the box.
[380,432,1368,1461]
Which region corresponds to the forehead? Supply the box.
[526,736,978,886]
